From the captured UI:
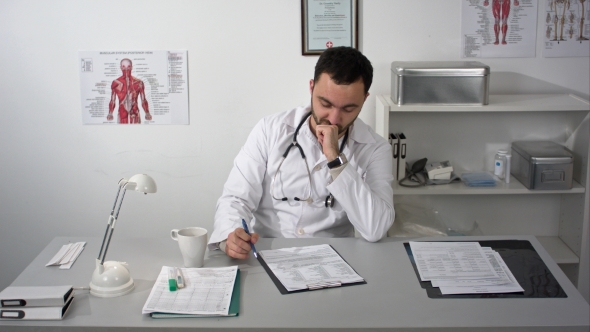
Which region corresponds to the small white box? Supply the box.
[425,161,453,180]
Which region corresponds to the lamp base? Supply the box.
[89,259,134,297]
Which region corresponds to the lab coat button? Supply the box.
[313,165,321,172]
[297,228,305,235]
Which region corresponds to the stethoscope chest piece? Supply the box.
[325,194,335,208]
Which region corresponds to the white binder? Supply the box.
[0,285,73,308]
[0,296,73,320]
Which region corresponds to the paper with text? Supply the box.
[142,266,237,316]
[434,248,524,294]
[409,241,499,281]
[259,244,364,292]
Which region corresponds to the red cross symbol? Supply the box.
[326,41,333,48]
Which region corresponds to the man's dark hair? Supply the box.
[313,47,373,94]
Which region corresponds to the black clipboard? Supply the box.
[258,245,367,295]
[404,240,567,298]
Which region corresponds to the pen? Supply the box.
[176,267,185,289]
[241,219,258,258]
[168,267,177,291]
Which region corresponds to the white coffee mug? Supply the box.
[170,227,208,268]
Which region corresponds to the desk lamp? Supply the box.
[89,174,157,297]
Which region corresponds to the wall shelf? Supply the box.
[537,236,580,264]
[393,177,585,195]
[376,93,589,293]
[385,93,590,113]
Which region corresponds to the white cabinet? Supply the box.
[375,94,590,297]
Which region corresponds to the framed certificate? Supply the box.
[301,0,358,56]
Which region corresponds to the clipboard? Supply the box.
[404,240,567,298]
[257,245,367,295]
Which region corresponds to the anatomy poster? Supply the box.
[462,0,538,58]
[543,0,590,57]
[79,50,189,125]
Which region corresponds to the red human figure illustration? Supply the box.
[484,0,520,45]
[107,59,152,124]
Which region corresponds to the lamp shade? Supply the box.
[125,174,157,193]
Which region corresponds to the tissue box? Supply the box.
[511,141,574,190]
[391,61,490,105]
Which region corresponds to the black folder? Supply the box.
[404,240,567,298]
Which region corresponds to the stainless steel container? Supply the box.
[391,61,490,105]
[510,141,574,190]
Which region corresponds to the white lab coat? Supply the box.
[208,105,394,249]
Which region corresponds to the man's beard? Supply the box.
[310,103,349,135]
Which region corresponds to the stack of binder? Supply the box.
[0,285,74,320]
[389,133,407,181]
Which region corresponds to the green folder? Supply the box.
[150,269,240,318]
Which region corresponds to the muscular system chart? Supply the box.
[79,50,189,125]
[462,0,538,58]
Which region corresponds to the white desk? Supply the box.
[1,235,589,331]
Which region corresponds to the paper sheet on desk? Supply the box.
[409,242,498,281]
[433,248,524,295]
[259,244,364,292]
[45,242,85,269]
[142,266,237,316]
[409,242,524,295]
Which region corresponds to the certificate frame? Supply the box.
[301,0,358,56]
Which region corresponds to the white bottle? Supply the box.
[504,154,511,184]
[494,150,508,180]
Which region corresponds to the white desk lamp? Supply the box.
[89,174,157,297]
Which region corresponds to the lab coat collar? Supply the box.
[283,104,375,146]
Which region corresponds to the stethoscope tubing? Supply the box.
[271,111,348,208]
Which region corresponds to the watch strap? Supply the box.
[327,153,347,169]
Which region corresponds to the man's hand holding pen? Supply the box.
[226,228,259,259]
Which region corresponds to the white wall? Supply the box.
[0,0,588,290]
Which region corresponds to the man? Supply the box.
[208,47,394,259]
[107,58,152,123]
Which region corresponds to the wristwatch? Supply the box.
[327,153,347,169]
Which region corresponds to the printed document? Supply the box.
[142,266,237,316]
[259,244,364,292]
[79,50,189,125]
[433,248,524,294]
[409,242,524,295]
[409,241,498,280]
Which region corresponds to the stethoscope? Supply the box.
[270,111,348,208]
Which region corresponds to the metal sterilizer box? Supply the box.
[510,141,574,190]
[391,61,490,105]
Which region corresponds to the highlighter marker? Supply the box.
[168,267,177,291]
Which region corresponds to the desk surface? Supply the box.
[1,235,589,331]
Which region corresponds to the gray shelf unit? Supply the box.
[376,93,590,299]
